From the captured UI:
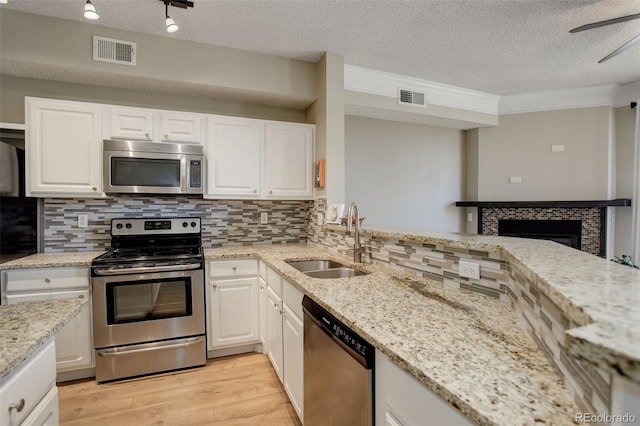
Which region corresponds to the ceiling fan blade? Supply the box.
[570,12,640,33]
[598,33,640,63]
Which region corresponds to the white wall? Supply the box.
[615,105,638,257]
[345,116,465,231]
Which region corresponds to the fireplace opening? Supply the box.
[498,219,582,250]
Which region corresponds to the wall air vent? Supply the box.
[398,88,426,107]
[93,36,137,66]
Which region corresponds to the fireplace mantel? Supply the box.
[455,199,632,257]
[455,199,631,208]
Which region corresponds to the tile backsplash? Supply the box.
[43,196,312,251]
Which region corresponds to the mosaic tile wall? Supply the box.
[508,263,611,417]
[310,197,611,418]
[43,196,313,252]
[481,207,602,256]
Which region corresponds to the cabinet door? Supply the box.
[283,304,304,422]
[161,111,202,143]
[208,277,260,350]
[26,98,103,197]
[259,277,268,351]
[205,116,262,198]
[264,123,314,199]
[20,386,59,426]
[107,106,154,141]
[266,286,283,381]
[5,290,94,373]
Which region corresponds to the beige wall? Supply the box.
[0,10,317,110]
[0,75,306,124]
[614,105,638,256]
[474,106,613,201]
[345,116,465,231]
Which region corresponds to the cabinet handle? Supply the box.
[44,278,51,283]
[253,189,257,193]
[269,190,273,194]
[212,284,217,289]
[9,399,25,413]
[164,134,169,140]
[232,266,237,272]
[92,187,97,191]
[79,294,85,299]
[145,133,150,139]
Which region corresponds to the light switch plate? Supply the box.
[509,176,522,184]
[260,212,268,224]
[78,214,88,228]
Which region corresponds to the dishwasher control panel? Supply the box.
[303,295,374,367]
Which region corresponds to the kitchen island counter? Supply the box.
[204,244,577,426]
[0,298,88,380]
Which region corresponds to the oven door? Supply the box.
[92,268,205,349]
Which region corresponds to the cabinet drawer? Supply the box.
[266,267,282,296]
[209,259,258,278]
[0,338,56,426]
[4,268,90,292]
[283,279,304,320]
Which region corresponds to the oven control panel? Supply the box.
[111,217,201,236]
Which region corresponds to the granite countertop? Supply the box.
[0,251,104,270]
[351,226,640,385]
[0,299,89,380]
[204,245,577,426]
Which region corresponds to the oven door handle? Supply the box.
[97,336,204,357]
[93,262,202,275]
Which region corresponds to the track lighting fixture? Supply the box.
[84,0,99,20]
[160,1,194,33]
[165,2,179,33]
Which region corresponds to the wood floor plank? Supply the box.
[58,353,301,426]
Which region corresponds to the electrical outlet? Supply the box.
[78,214,88,228]
[459,260,480,279]
[260,212,268,224]
[509,176,522,184]
[317,213,323,226]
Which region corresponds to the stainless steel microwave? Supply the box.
[103,139,204,195]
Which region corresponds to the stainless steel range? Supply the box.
[91,217,206,383]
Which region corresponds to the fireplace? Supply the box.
[455,199,632,258]
[498,219,582,250]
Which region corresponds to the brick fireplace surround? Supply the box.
[455,200,632,257]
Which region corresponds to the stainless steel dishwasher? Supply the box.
[303,295,374,426]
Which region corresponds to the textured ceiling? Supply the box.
[2,0,640,97]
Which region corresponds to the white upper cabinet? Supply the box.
[106,107,154,141]
[26,97,103,197]
[160,111,202,143]
[106,107,201,143]
[205,115,262,198]
[264,123,314,199]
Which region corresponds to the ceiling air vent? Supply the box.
[398,88,426,107]
[93,36,137,66]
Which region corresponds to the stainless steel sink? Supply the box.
[304,268,367,279]
[286,259,347,272]
[286,259,368,279]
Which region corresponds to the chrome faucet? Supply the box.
[346,202,365,263]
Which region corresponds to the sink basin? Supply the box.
[286,259,368,279]
[286,259,348,272]
[304,268,367,279]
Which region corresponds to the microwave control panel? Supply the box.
[189,160,202,189]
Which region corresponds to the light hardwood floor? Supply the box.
[58,353,301,425]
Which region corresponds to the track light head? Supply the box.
[84,0,99,20]
[166,16,179,33]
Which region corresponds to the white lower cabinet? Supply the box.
[0,338,59,426]
[375,351,472,426]
[265,267,304,422]
[266,285,284,381]
[1,268,94,379]
[282,303,304,421]
[206,259,260,352]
